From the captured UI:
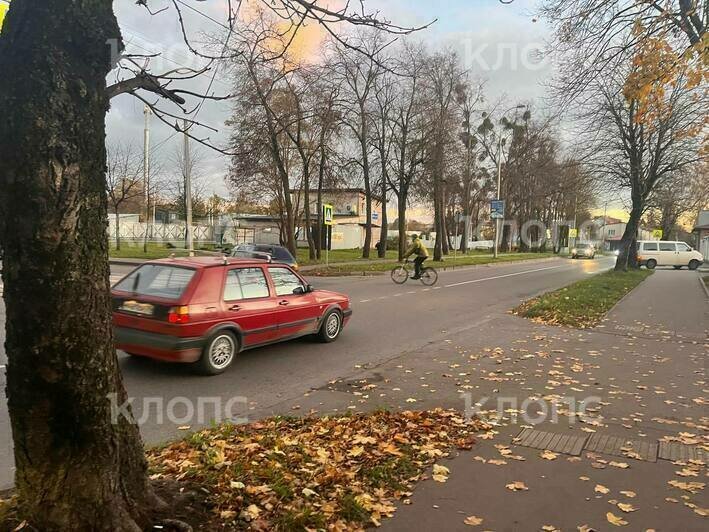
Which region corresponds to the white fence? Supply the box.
[108,220,214,243]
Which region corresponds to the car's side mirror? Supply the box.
[292,286,306,295]
[307,284,314,293]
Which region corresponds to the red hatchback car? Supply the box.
[111,256,352,375]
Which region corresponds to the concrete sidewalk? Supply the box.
[255,269,708,531]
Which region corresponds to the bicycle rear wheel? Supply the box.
[420,267,438,286]
[391,265,409,284]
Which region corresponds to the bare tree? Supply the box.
[106,142,143,250]
[387,42,429,260]
[331,31,387,258]
[170,144,208,223]
[577,68,703,270]
[423,49,466,260]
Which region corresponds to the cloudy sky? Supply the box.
[110,1,589,207]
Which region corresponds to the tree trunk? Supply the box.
[378,177,388,258]
[315,144,326,259]
[302,170,315,260]
[0,1,160,529]
[361,126,372,259]
[433,179,443,261]
[397,192,407,261]
[615,204,642,271]
[115,209,121,251]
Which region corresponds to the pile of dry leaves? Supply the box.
[148,409,486,530]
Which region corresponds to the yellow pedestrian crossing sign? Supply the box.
[323,203,334,226]
[569,228,578,238]
[0,1,10,33]
[652,228,663,239]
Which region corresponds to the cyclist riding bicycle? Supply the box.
[404,234,429,280]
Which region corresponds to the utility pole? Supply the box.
[494,133,502,259]
[183,119,194,257]
[491,104,526,259]
[143,105,151,253]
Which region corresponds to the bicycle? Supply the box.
[391,259,438,286]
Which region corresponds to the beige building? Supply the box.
[292,188,383,250]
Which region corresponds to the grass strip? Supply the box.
[513,269,653,328]
[307,252,554,276]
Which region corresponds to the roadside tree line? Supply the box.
[225,11,595,261]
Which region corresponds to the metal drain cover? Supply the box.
[584,434,658,462]
[514,428,588,456]
[658,442,708,463]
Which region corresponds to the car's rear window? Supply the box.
[272,248,294,261]
[236,244,294,262]
[114,264,196,300]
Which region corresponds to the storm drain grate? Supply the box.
[658,442,708,463]
[513,428,588,456]
[585,434,658,462]
[585,434,657,462]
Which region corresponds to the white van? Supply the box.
[637,241,704,270]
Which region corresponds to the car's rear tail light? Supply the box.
[168,306,190,324]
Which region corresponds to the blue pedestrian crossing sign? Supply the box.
[490,200,505,219]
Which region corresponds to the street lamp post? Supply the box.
[492,104,526,259]
[494,134,503,259]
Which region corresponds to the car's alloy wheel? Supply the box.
[318,310,342,342]
[646,259,657,269]
[688,260,700,271]
[198,331,238,375]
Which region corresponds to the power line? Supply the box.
[174,0,231,31]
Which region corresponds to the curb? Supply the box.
[699,274,709,299]
[303,256,562,278]
[109,258,147,267]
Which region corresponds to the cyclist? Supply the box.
[404,234,429,279]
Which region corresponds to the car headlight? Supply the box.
[613,250,619,256]
[571,248,577,254]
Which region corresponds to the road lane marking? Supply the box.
[359,299,371,303]
[444,265,564,288]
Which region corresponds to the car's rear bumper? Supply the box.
[115,326,203,363]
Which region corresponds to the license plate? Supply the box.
[120,300,154,316]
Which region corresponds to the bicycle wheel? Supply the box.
[391,265,409,284]
[420,267,438,286]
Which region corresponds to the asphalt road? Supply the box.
[0,255,615,489]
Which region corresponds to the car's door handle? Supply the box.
[229,304,241,311]
[279,300,289,306]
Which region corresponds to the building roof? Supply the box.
[693,210,709,231]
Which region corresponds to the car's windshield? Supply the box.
[113,264,196,300]
[577,244,591,249]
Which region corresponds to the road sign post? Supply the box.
[323,203,334,268]
[490,200,505,259]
